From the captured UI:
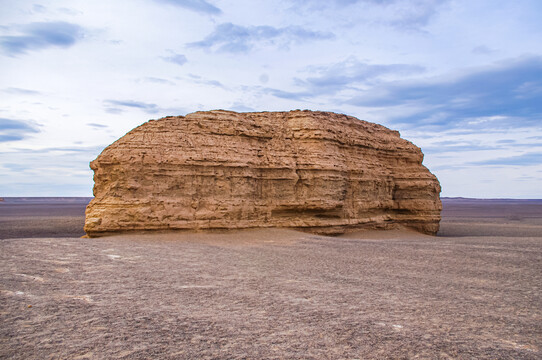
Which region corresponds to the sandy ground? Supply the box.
[0,198,91,240]
[1,198,541,359]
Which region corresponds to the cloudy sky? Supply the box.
[1,0,541,198]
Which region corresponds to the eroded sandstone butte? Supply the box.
[85,110,441,237]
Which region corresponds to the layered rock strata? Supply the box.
[85,110,441,237]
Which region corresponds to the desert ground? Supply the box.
[1,198,541,359]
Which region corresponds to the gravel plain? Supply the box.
[1,198,541,359]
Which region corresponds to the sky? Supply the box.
[0,0,541,198]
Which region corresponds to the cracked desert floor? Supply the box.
[1,198,541,359]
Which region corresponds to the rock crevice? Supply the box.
[85,110,441,237]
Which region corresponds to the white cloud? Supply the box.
[0,0,541,197]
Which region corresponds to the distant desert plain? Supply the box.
[1,197,541,358]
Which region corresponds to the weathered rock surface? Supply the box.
[85,110,441,237]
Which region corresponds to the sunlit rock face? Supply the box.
[84,110,441,237]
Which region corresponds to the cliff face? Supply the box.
[85,110,441,237]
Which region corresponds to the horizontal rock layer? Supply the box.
[85,110,441,236]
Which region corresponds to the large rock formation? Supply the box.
[85,110,441,237]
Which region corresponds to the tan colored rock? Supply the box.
[85,110,441,237]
